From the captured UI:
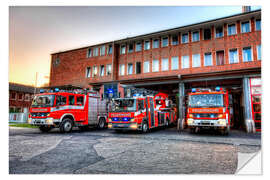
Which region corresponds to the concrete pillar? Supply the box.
[178,82,185,131]
[243,77,255,133]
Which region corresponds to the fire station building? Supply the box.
[49,9,261,133]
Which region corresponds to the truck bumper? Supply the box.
[108,123,141,130]
[187,119,227,128]
[28,117,60,126]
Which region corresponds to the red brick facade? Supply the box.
[49,10,261,89]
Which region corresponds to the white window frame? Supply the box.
[10,92,16,100]
[227,23,237,36]
[119,64,125,76]
[241,20,251,33]
[120,44,126,55]
[242,46,253,62]
[255,19,261,31]
[171,35,179,45]
[106,64,112,76]
[107,44,113,55]
[192,31,200,42]
[181,55,189,69]
[229,48,239,64]
[24,94,30,101]
[152,59,159,72]
[203,28,212,40]
[127,63,133,75]
[135,42,142,52]
[215,26,224,38]
[144,40,150,50]
[87,48,92,58]
[93,47,99,57]
[257,44,261,60]
[143,61,150,73]
[161,58,169,71]
[181,32,189,44]
[171,56,179,70]
[162,36,169,47]
[192,54,201,68]
[153,39,160,49]
[100,45,106,56]
[128,43,134,53]
[204,53,213,66]
[86,67,91,78]
[100,65,105,76]
[92,66,98,77]
[18,93,23,101]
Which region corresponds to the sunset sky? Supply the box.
[9,6,260,87]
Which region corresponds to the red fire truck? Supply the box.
[28,89,107,133]
[107,92,177,133]
[186,87,230,135]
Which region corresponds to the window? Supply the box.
[257,45,261,60]
[86,67,91,78]
[100,65,105,76]
[215,26,223,38]
[216,51,225,65]
[241,21,250,33]
[136,62,141,74]
[192,31,199,42]
[144,61,150,73]
[171,56,179,70]
[172,35,179,45]
[100,45,105,56]
[152,60,159,72]
[136,42,142,52]
[106,64,112,75]
[138,100,145,110]
[69,95,75,105]
[229,49,239,64]
[192,54,201,67]
[153,39,159,48]
[87,48,92,58]
[128,43,134,53]
[182,33,188,43]
[119,64,125,75]
[204,29,211,40]
[18,93,23,101]
[228,24,236,36]
[10,92,16,100]
[243,47,252,62]
[256,19,261,31]
[162,37,168,47]
[24,94,30,101]
[204,53,213,66]
[107,45,113,54]
[93,47,99,57]
[53,58,60,66]
[161,58,168,71]
[76,96,84,106]
[120,45,126,54]
[127,63,133,75]
[92,66,98,77]
[144,40,150,50]
[181,55,189,69]
[56,95,67,106]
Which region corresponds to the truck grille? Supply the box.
[193,113,218,118]
[31,112,49,117]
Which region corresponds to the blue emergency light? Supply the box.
[210,114,215,118]
[55,88,59,92]
[122,117,129,121]
[108,89,113,93]
[215,86,221,92]
[192,88,196,93]
[39,89,44,93]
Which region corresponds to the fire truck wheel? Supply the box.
[39,126,52,132]
[60,119,73,133]
[97,118,106,129]
[142,120,148,133]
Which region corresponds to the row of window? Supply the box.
[85,19,261,58]
[118,45,261,76]
[10,92,32,101]
[85,64,112,78]
[119,19,261,54]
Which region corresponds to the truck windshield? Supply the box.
[189,94,224,107]
[110,99,136,112]
[31,95,55,108]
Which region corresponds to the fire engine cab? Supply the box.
[107,92,177,133]
[186,87,230,135]
[28,89,107,133]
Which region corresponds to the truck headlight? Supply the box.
[130,118,135,122]
[46,118,54,124]
[218,119,226,126]
[108,123,112,128]
[187,118,194,125]
[28,118,32,124]
[130,123,137,129]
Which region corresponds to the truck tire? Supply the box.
[142,120,148,133]
[60,118,73,133]
[39,126,52,133]
[97,118,106,129]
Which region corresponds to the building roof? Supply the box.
[51,9,261,55]
[9,82,37,94]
